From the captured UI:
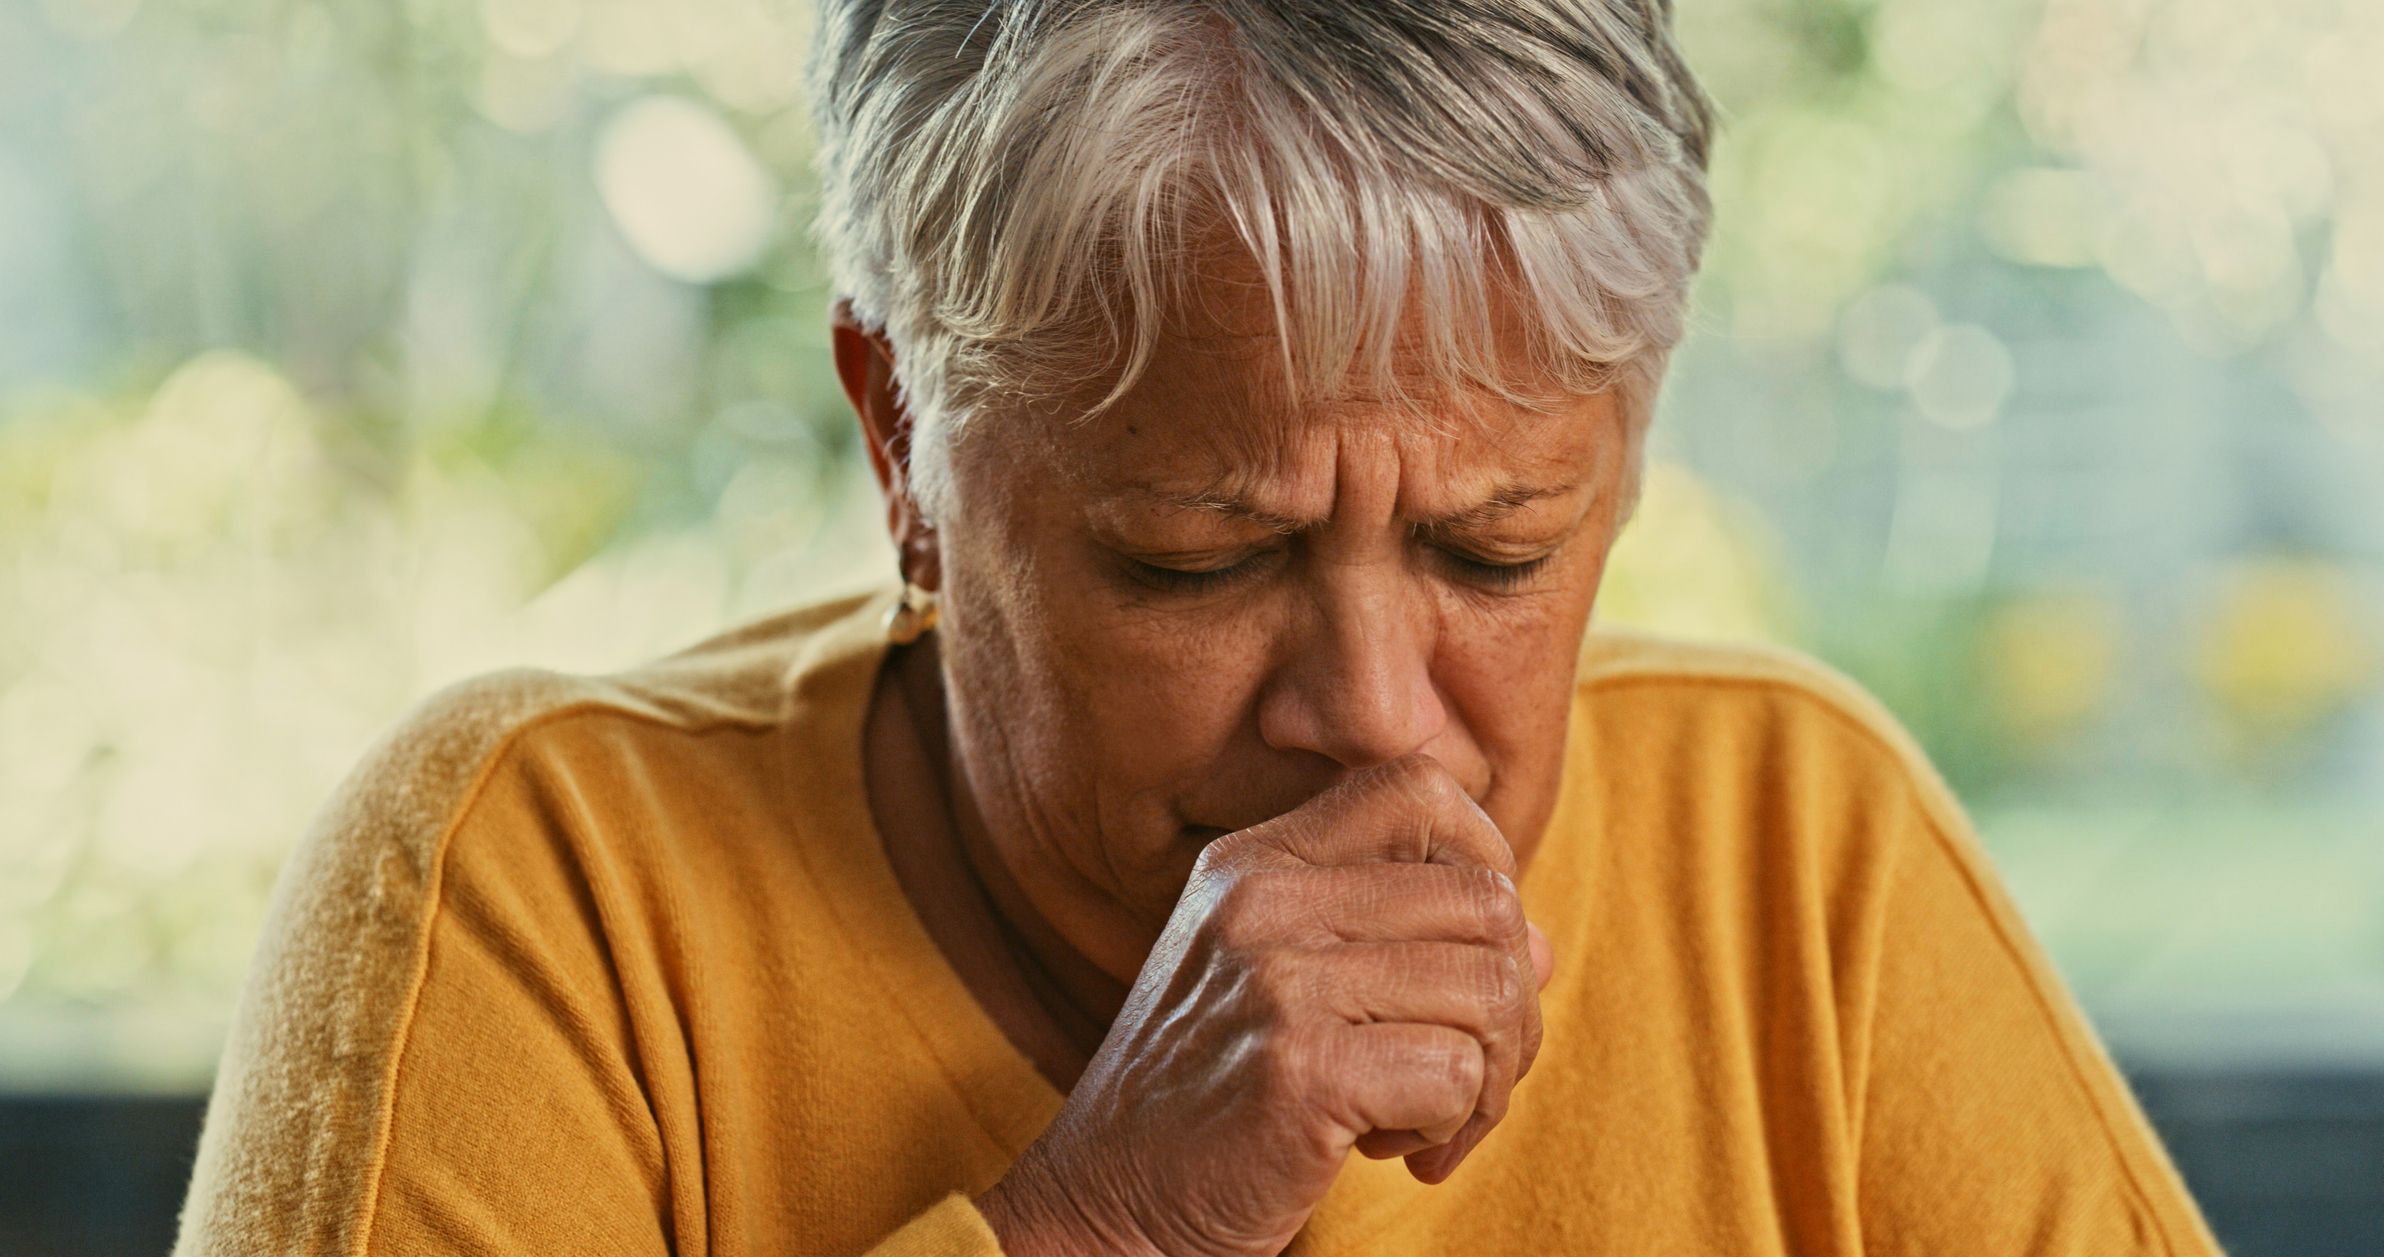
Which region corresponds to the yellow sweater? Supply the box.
[175,584,2222,1256]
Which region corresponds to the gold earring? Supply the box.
[885,580,941,645]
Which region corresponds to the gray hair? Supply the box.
[807,0,1716,520]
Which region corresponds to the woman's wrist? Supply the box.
[972,1176,1063,1256]
[973,1149,1167,1257]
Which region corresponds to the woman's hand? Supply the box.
[975,754,1554,1257]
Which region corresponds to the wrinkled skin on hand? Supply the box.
[978,756,1555,1257]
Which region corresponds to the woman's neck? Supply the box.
[878,637,1125,1088]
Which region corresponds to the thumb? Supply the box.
[1527,920,1554,990]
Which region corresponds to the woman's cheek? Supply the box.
[1108,632,1257,746]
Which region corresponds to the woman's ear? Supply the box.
[831,301,941,591]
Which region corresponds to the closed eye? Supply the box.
[1126,554,1269,594]
[1435,548,1554,591]
[1117,541,1555,595]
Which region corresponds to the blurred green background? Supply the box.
[1,0,2379,1126]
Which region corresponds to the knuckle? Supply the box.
[1399,755,1463,807]
[1378,752,1441,791]
[1471,868,1525,938]
[1481,950,1523,1016]
[1259,1023,1325,1099]
[1366,754,1456,817]
[1191,829,1252,877]
[1189,842,1226,880]
[1244,946,1308,1017]
[1208,868,1280,941]
[1439,1036,1486,1099]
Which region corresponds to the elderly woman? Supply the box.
[176,2,2221,1254]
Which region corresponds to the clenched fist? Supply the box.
[976,754,1555,1256]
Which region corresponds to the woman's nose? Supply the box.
[1254,572,1448,769]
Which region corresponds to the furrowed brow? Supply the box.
[1137,475,1579,535]
[1156,488,1309,535]
[1417,480,1576,532]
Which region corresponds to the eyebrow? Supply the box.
[1420,481,1578,532]
[1149,476,1579,534]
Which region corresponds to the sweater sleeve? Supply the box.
[353,732,687,1255]
[1851,771,2227,1256]
[864,1193,1008,1255]
[173,670,666,1257]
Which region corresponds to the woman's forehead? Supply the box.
[1027,356,1618,528]
[995,240,1625,516]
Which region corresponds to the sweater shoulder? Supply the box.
[173,588,880,1257]
[1575,625,1941,776]
[1568,624,1982,864]
[306,588,872,889]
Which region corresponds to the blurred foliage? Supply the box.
[1,0,2380,1086]
[2191,558,2374,752]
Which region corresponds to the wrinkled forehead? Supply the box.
[978,217,1629,521]
[1028,313,1618,518]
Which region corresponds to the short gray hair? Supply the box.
[807,0,1716,518]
